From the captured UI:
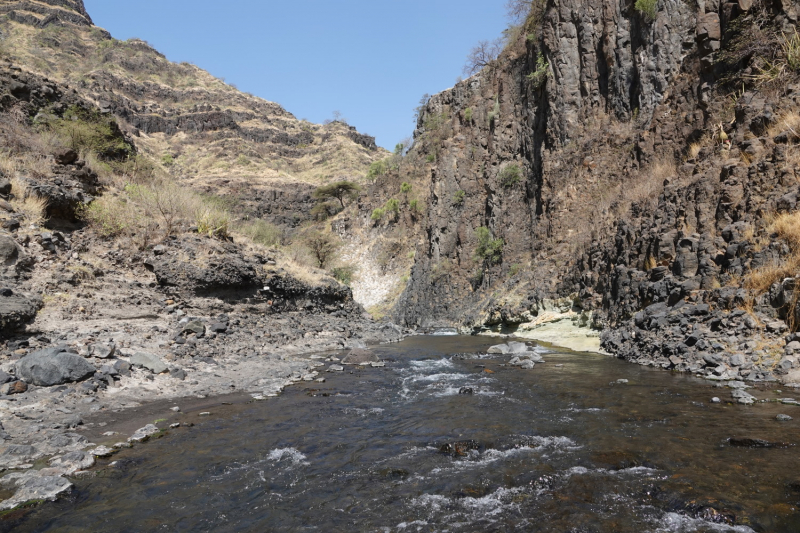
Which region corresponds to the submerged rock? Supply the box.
[728,437,791,448]
[341,348,379,365]
[0,475,73,510]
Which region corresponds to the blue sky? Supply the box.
[83,0,509,149]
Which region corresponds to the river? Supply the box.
[9,336,800,532]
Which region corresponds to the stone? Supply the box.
[0,371,11,384]
[15,348,96,386]
[487,344,510,354]
[171,406,181,412]
[520,360,536,369]
[327,364,344,372]
[170,368,187,380]
[711,397,721,403]
[729,437,790,448]
[53,147,78,165]
[92,343,115,359]
[341,348,379,365]
[0,380,26,395]
[49,451,94,473]
[130,352,168,374]
[208,322,228,333]
[89,446,115,457]
[458,387,474,394]
[507,341,530,353]
[181,320,205,338]
[0,178,10,196]
[777,414,793,421]
[731,389,757,405]
[0,475,73,510]
[128,424,160,442]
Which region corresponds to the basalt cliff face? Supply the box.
[360,0,800,382]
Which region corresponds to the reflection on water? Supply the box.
[9,336,800,532]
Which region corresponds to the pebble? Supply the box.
[327,365,344,372]
[199,412,210,416]
[711,397,721,403]
[170,423,181,428]
[616,379,629,384]
[171,406,180,412]
[315,378,326,383]
[777,414,793,421]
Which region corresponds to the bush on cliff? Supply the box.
[475,227,503,265]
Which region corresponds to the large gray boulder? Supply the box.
[15,347,95,386]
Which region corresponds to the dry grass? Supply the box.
[8,177,48,227]
[743,211,800,329]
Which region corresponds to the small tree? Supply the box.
[304,230,338,269]
[312,181,362,209]
[463,39,503,77]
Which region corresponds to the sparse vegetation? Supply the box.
[463,39,502,77]
[400,182,412,195]
[488,97,500,126]
[331,265,356,286]
[464,108,473,123]
[8,177,48,227]
[634,0,658,21]
[475,226,504,265]
[238,219,284,247]
[499,164,522,188]
[452,190,466,206]
[526,56,549,87]
[303,230,338,269]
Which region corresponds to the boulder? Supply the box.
[91,343,115,359]
[0,475,73,510]
[129,352,168,374]
[341,348,379,365]
[0,290,43,336]
[15,347,95,386]
[128,424,160,443]
[507,341,530,353]
[487,344,510,354]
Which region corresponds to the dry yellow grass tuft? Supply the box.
[8,176,48,226]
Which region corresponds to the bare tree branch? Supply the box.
[463,39,503,77]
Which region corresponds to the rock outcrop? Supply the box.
[361,0,800,381]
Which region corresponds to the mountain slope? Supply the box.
[0,0,386,226]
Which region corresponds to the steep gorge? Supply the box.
[356,0,800,383]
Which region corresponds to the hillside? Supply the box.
[0,0,385,227]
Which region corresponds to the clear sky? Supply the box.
[82,0,510,150]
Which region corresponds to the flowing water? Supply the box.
[9,336,800,532]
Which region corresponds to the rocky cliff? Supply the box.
[357,0,800,382]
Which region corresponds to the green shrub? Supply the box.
[385,198,400,219]
[400,182,412,195]
[45,105,132,161]
[371,207,385,221]
[409,199,420,212]
[426,154,436,163]
[464,108,473,123]
[526,56,549,87]
[499,164,522,188]
[331,265,356,286]
[313,181,361,208]
[452,190,466,206]
[366,159,388,180]
[475,226,503,265]
[634,0,658,21]
[161,154,174,166]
